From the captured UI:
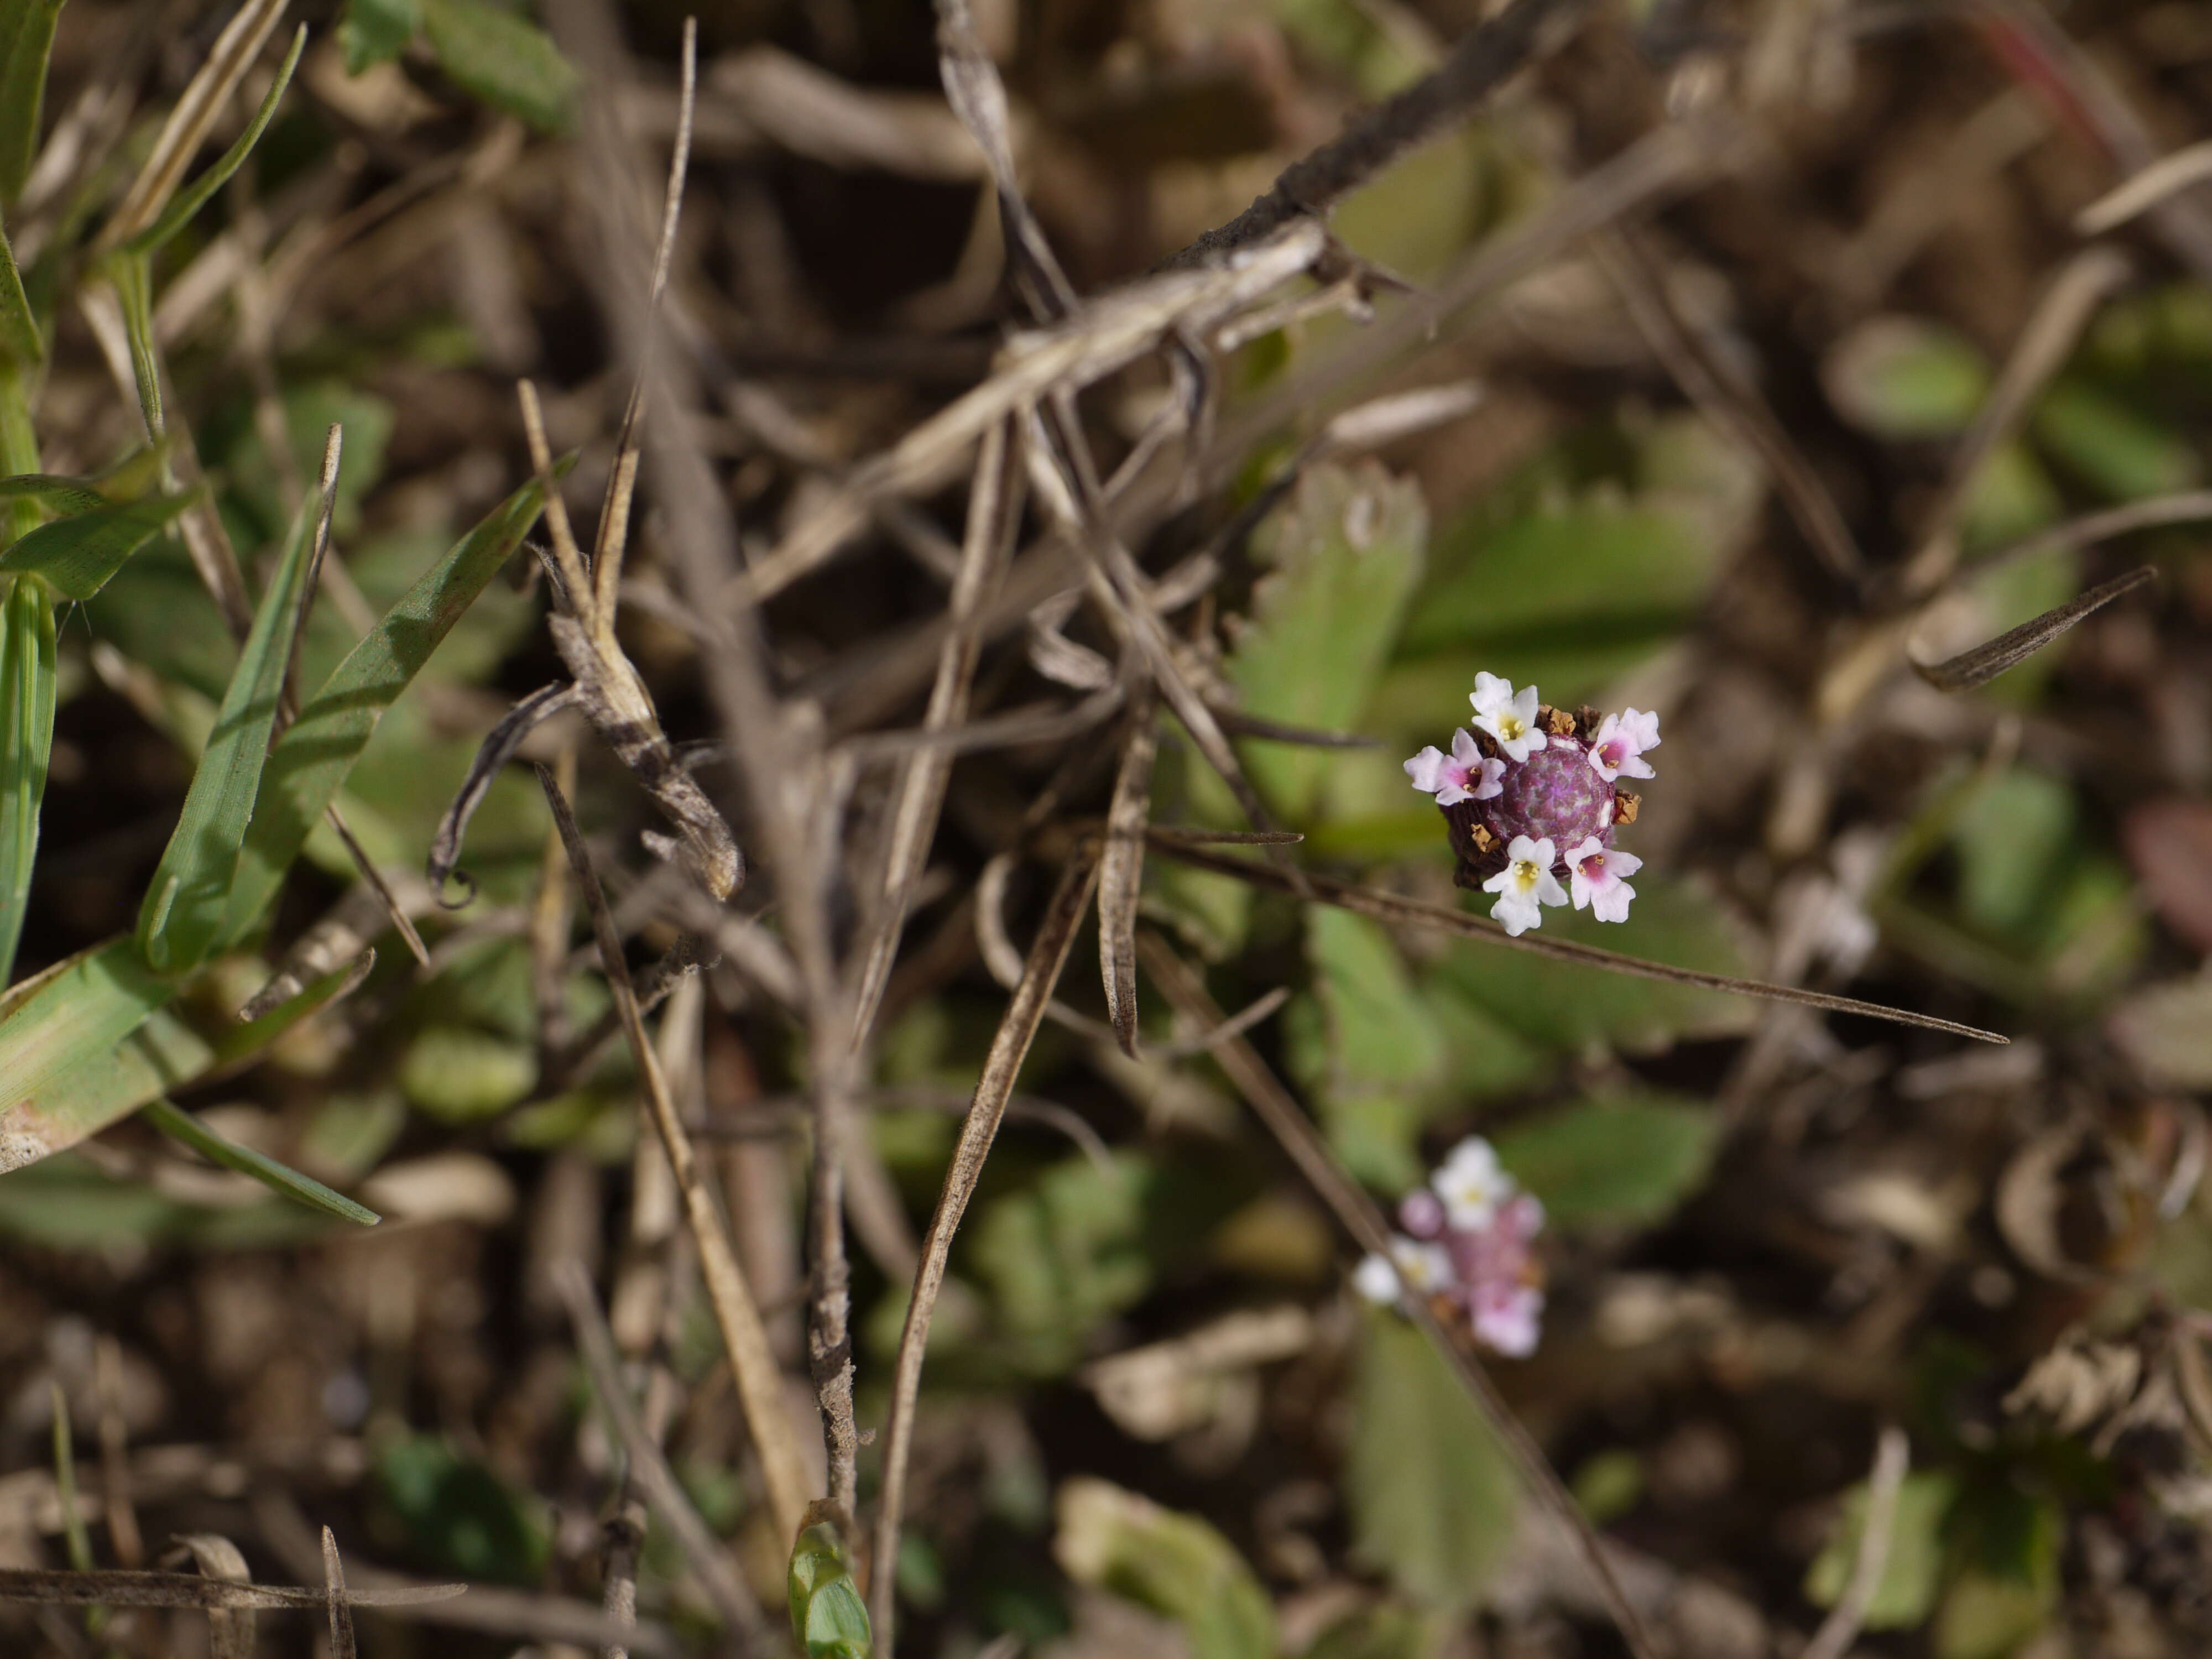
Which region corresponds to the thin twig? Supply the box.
[1136,933,1663,1659]
[555,1260,769,1644]
[1801,1425,1911,1659]
[1897,246,2132,598]
[1144,836,2010,1044]
[1099,687,1158,1056]
[870,841,1103,1648]
[535,765,815,1545]
[1168,0,1587,265]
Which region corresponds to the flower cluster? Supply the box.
[1354,1137,1546,1356]
[1405,672,1659,937]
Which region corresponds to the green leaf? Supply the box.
[1429,877,1760,1052]
[340,0,420,72]
[1055,1477,1275,1659]
[790,1520,873,1659]
[122,25,306,257]
[142,1098,378,1225]
[221,469,550,946]
[967,1152,1155,1378]
[1295,907,1447,1188]
[1803,1472,1954,1631]
[1952,767,2074,939]
[0,575,53,983]
[421,0,577,132]
[0,212,36,369]
[1232,461,1426,820]
[372,1434,550,1585]
[0,936,205,1173]
[109,249,160,431]
[398,1025,536,1123]
[1824,316,1990,440]
[1490,1091,1719,1230]
[137,478,324,974]
[0,489,195,597]
[2032,377,2202,501]
[0,0,64,206]
[1933,1494,2061,1659]
[1348,1310,1517,1610]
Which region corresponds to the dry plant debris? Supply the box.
[5,0,2212,1655]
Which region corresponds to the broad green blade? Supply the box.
[0,212,35,371]
[0,489,195,593]
[0,0,64,206]
[142,1098,379,1225]
[123,25,305,257]
[0,575,53,983]
[0,473,107,518]
[137,483,324,974]
[221,469,553,945]
[0,936,204,1173]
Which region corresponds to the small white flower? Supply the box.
[1432,1137,1511,1229]
[1404,728,1505,807]
[1481,834,1568,936]
[1353,1237,1454,1304]
[1586,708,1660,783]
[1565,835,1642,925]
[1469,672,1548,762]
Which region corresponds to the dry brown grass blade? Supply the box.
[0,1568,463,1610]
[1801,1425,1911,1659]
[1597,229,1866,585]
[97,0,290,249]
[555,1259,769,1642]
[590,18,697,632]
[520,381,742,900]
[168,1535,253,1659]
[1099,689,1157,1056]
[738,220,1328,603]
[848,415,1024,1052]
[1145,836,2009,1044]
[318,806,431,970]
[1135,932,1663,1659]
[2078,138,2212,234]
[1957,490,2212,581]
[1898,246,2132,597]
[1911,566,2156,693]
[870,840,1103,1647]
[933,0,1074,319]
[321,1527,355,1659]
[535,765,815,1545]
[835,685,1125,765]
[427,680,581,904]
[1169,0,1586,265]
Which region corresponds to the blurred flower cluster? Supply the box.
[1354,1137,1546,1357]
[1405,673,1659,936]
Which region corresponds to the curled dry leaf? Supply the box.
[169,1533,254,1659]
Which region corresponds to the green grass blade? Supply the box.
[0,473,108,518]
[0,489,195,594]
[0,0,64,206]
[0,935,201,1172]
[0,576,54,984]
[221,469,554,945]
[0,212,37,371]
[141,1097,379,1225]
[108,251,160,432]
[123,24,305,257]
[137,480,325,974]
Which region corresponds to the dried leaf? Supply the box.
[1911,566,2154,693]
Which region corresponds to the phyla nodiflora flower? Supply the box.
[1404,674,1659,935]
[1355,1135,1546,1357]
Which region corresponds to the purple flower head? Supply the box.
[1413,672,1658,934]
[1353,1136,1547,1358]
